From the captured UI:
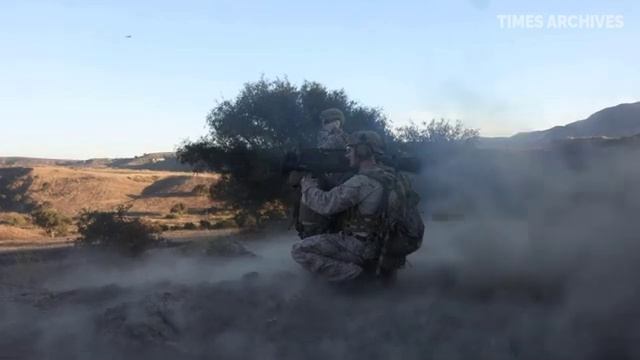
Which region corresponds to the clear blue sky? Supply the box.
[1,0,638,159]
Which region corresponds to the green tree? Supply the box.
[178,77,390,222]
[394,118,480,215]
[395,118,479,144]
[31,204,71,237]
[393,118,479,165]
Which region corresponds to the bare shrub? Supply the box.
[0,213,31,228]
[199,220,212,229]
[183,222,197,230]
[212,219,236,229]
[192,184,210,196]
[170,203,186,215]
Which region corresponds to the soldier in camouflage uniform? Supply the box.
[317,108,348,150]
[291,131,396,282]
[294,108,350,238]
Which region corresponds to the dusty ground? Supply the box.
[0,229,242,253]
[1,219,638,360]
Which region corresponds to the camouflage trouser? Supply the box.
[291,233,378,282]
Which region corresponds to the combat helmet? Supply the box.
[347,130,385,156]
[319,108,345,125]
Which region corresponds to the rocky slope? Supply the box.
[480,101,640,149]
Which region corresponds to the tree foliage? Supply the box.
[31,203,71,237]
[395,118,479,144]
[178,77,481,220]
[200,78,390,150]
[178,77,390,219]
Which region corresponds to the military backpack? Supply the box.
[361,167,425,265]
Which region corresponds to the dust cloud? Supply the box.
[2,144,640,359]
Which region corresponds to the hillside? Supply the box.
[0,166,218,216]
[0,166,223,245]
[0,152,192,172]
[480,101,640,149]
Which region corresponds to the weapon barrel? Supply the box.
[282,148,422,175]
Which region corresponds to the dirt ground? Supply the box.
[1,220,639,360]
[0,229,241,253]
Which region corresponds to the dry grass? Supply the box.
[27,166,219,216]
[0,225,74,252]
[0,165,227,249]
[0,225,45,241]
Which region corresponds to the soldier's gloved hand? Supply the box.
[300,175,319,193]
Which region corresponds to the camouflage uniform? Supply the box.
[317,127,348,150]
[317,107,348,151]
[295,108,349,238]
[291,166,389,282]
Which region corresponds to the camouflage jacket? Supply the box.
[317,128,348,150]
[301,165,395,239]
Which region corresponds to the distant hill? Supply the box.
[480,101,640,149]
[0,157,77,167]
[0,152,193,172]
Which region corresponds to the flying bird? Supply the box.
[125,35,132,38]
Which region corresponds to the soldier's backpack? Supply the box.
[361,167,425,263]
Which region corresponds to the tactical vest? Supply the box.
[342,165,424,272]
[339,166,396,241]
[295,173,351,239]
[341,207,382,241]
[296,203,333,239]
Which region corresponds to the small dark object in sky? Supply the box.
[125,35,132,38]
